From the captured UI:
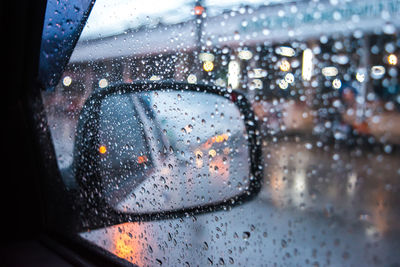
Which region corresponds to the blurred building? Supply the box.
[43,0,400,144]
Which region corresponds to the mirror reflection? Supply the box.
[97,90,250,213]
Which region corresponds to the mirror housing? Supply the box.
[73,80,262,229]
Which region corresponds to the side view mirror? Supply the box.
[74,81,262,228]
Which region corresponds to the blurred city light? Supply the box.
[279,59,291,72]
[63,76,72,86]
[137,155,148,164]
[332,78,342,89]
[302,48,313,81]
[98,78,108,88]
[249,68,267,78]
[388,54,398,65]
[238,50,253,60]
[149,75,161,81]
[199,52,215,62]
[279,79,289,89]
[187,74,197,84]
[184,124,193,134]
[228,61,240,89]
[251,79,263,90]
[99,145,107,154]
[275,46,295,57]
[194,149,203,159]
[212,133,229,143]
[322,66,338,77]
[194,5,205,15]
[284,73,295,84]
[195,149,203,168]
[208,149,217,157]
[356,71,365,82]
[203,61,214,72]
[371,65,385,79]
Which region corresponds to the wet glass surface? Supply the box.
[39,0,400,265]
[81,139,400,266]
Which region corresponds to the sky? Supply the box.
[80,0,191,39]
[79,0,275,39]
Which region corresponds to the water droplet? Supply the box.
[242,231,250,240]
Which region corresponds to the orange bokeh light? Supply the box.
[137,155,148,164]
[99,145,107,154]
[194,5,204,15]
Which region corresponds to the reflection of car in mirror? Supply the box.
[72,81,262,223]
[96,92,169,208]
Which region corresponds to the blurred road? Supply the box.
[81,138,400,266]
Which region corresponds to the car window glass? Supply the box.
[40,0,400,266]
